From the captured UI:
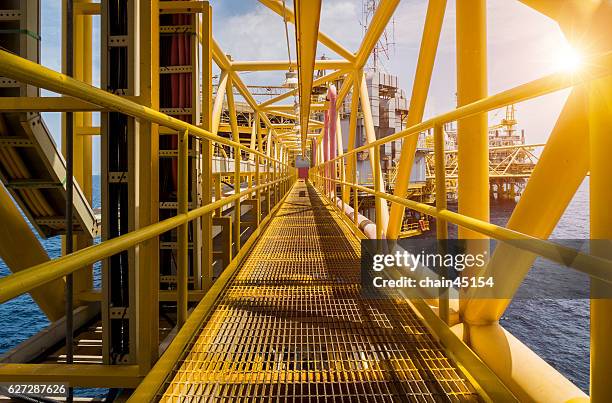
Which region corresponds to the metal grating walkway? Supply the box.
[160,181,480,402]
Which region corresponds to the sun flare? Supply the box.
[555,44,584,72]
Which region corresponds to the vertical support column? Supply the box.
[353,185,359,226]
[190,12,203,291]
[177,130,188,327]
[64,0,94,299]
[255,114,263,226]
[588,76,612,403]
[433,124,449,324]
[136,0,160,372]
[387,0,446,239]
[344,69,361,201]
[101,0,138,364]
[359,73,389,236]
[266,131,272,216]
[226,75,241,254]
[456,0,489,239]
[201,3,213,292]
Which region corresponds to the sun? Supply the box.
[555,44,584,73]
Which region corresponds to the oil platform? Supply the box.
[0,0,612,402]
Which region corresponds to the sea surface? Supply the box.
[0,176,591,394]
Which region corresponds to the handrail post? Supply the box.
[373,144,382,239]
[352,149,359,226]
[255,155,261,226]
[340,157,345,212]
[434,124,449,324]
[266,158,271,217]
[177,129,189,327]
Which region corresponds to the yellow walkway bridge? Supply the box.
[156,181,481,401]
[0,1,612,402]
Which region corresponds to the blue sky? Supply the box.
[39,0,571,174]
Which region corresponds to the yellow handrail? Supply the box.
[309,175,612,285]
[0,176,292,303]
[0,48,296,303]
[0,49,285,165]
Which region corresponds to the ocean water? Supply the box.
[0,176,591,393]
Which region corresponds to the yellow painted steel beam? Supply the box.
[320,50,612,169]
[266,109,323,127]
[0,184,65,321]
[0,49,284,163]
[335,74,354,109]
[209,37,261,117]
[456,0,489,242]
[343,69,361,201]
[231,59,351,71]
[294,0,323,153]
[0,96,119,112]
[588,75,612,403]
[226,75,242,253]
[65,0,95,298]
[461,88,590,324]
[257,0,355,62]
[433,124,449,324]
[136,0,160,371]
[211,71,229,135]
[0,364,141,388]
[359,73,389,235]
[258,68,347,109]
[518,0,610,46]
[249,113,259,161]
[354,0,400,68]
[387,0,447,239]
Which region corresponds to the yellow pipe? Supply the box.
[387,0,447,239]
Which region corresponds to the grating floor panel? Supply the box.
[160,181,480,402]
